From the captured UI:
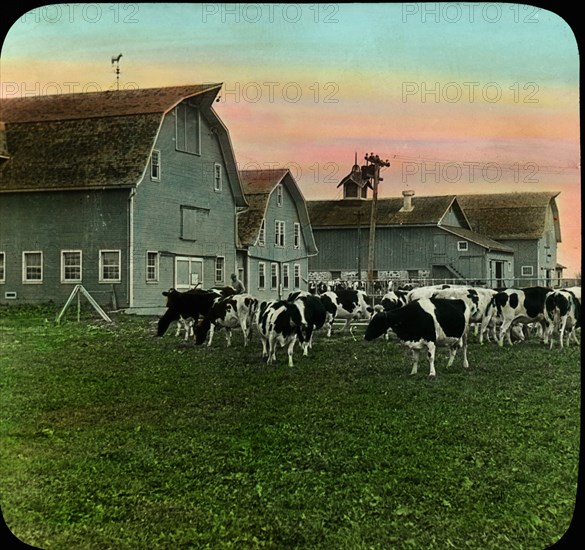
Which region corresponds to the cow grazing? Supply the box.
[157,287,225,337]
[256,300,306,367]
[287,291,328,355]
[380,290,408,311]
[319,289,373,336]
[406,284,454,303]
[194,294,258,347]
[544,287,581,349]
[364,297,471,377]
[488,286,553,346]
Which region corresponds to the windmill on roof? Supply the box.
[337,152,374,199]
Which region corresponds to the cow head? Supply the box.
[193,318,211,345]
[364,311,389,341]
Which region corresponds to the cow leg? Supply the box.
[206,324,215,347]
[241,320,248,347]
[559,316,568,349]
[175,320,182,338]
[461,333,469,369]
[260,335,268,360]
[498,318,513,347]
[447,345,457,367]
[410,349,419,375]
[342,318,351,332]
[287,337,296,367]
[225,328,232,347]
[427,342,437,377]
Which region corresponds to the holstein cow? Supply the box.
[194,293,259,347]
[256,300,306,367]
[319,289,373,337]
[544,287,581,349]
[365,297,471,377]
[287,291,328,355]
[489,286,553,347]
[157,287,229,338]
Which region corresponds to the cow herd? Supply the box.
[155,283,581,377]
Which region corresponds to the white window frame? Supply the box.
[282,263,290,290]
[293,222,300,249]
[258,262,266,289]
[275,220,285,247]
[271,263,279,290]
[61,250,82,284]
[457,241,468,252]
[151,149,161,181]
[213,163,222,192]
[99,250,121,283]
[276,184,283,207]
[215,256,225,284]
[521,265,534,277]
[294,263,301,289]
[0,251,5,283]
[22,251,43,284]
[146,251,159,283]
[258,218,266,246]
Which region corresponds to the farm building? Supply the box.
[237,169,317,300]
[0,85,314,310]
[307,161,562,287]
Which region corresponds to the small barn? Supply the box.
[307,190,515,287]
[0,85,248,310]
[237,169,317,299]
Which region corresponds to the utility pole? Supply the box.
[356,208,362,283]
[365,153,391,291]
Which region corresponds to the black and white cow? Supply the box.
[364,297,471,377]
[405,284,454,303]
[287,291,328,355]
[544,287,581,349]
[256,300,306,367]
[194,293,259,347]
[488,286,553,346]
[157,287,227,338]
[319,289,373,336]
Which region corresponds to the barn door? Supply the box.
[175,256,203,290]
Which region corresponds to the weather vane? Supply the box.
[111,53,122,91]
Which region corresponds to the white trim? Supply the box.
[213,163,222,192]
[258,261,266,289]
[258,218,266,246]
[60,250,82,284]
[99,249,121,283]
[293,263,301,289]
[275,220,285,247]
[521,265,534,277]
[276,183,283,207]
[175,256,204,290]
[270,262,279,290]
[293,222,300,249]
[22,251,43,284]
[457,240,468,252]
[150,149,161,181]
[282,263,290,290]
[215,255,225,283]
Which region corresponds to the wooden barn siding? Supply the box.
[309,226,488,279]
[246,184,309,299]
[132,107,238,306]
[0,189,129,306]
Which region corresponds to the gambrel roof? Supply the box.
[237,169,318,255]
[0,84,246,206]
[457,192,561,241]
[307,195,468,228]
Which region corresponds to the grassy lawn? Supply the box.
[0,305,580,549]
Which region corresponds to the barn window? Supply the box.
[181,206,198,241]
[99,250,121,283]
[276,184,283,207]
[293,223,300,249]
[282,263,290,290]
[175,102,201,155]
[521,265,534,277]
[61,250,82,283]
[294,264,301,289]
[258,218,266,246]
[0,252,5,283]
[275,220,285,247]
[151,150,161,181]
[457,241,468,252]
[215,256,225,283]
[146,251,159,282]
[258,262,266,289]
[23,251,43,283]
[271,263,279,289]
[213,163,222,192]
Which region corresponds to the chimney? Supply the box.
[401,189,415,212]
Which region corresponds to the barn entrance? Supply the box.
[175,256,204,290]
[490,260,504,288]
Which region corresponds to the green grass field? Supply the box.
[0,305,580,549]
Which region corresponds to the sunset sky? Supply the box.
[1,3,580,276]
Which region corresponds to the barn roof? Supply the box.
[457,192,561,241]
[307,195,463,227]
[237,169,318,255]
[0,84,223,193]
[440,225,514,253]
